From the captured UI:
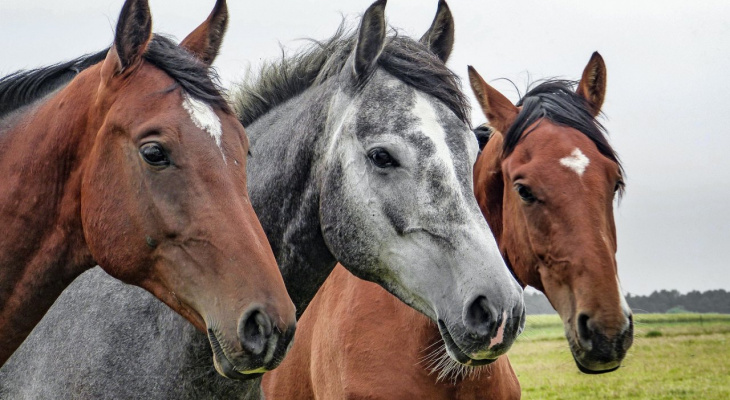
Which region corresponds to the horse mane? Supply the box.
[503,79,625,192]
[0,35,229,119]
[0,50,107,119]
[231,24,470,127]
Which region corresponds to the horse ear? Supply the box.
[180,0,229,66]
[110,0,152,73]
[354,0,387,79]
[576,52,607,117]
[419,0,455,62]
[468,66,519,133]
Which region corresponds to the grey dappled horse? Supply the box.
[0,1,524,398]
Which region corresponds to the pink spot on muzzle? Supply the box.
[489,311,508,348]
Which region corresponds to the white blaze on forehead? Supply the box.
[182,93,225,160]
[413,93,460,188]
[560,147,590,176]
[413,92,492,242]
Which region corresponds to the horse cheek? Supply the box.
[81,138,150,282]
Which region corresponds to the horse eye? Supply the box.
[369,148,398,168]
[515,184,537,204]
[140,143,170,168]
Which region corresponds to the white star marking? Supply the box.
[559,148,590,176]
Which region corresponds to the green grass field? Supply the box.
[509,314,730,399]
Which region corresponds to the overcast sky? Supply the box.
[2,0,728,295]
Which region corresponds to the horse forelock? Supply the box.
[143,35,230,114]
[503,80,624,194]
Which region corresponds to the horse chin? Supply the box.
[207,329,267,381]
[566,332,623,374]
[572,354,621,375]
[437,320,498,367]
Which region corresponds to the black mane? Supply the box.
[0,50,107,119]
[503,80,624,185]
[0,35,229,119]
[232,26,469,127]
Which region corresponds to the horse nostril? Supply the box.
[465,296,493,337]
[577,312,593,349]
[238,308,273,355]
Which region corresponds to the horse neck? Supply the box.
[0,67,99,363]
[245,84,339,316]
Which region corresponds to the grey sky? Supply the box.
[2,0,728,295]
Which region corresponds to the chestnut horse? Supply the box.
[0,0,296,375]
[263,53,633,399]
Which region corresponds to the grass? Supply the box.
[509,313,730,399]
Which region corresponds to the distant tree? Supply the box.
[626,289,729,314]
[524,289,730,315]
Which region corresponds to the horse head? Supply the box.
[80,0,295,378]
[470,54,633,373]
[319,0,524,365]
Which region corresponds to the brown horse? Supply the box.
[263,53,632,398]
[0,0,296,377]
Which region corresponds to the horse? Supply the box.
[261,53,634,399]
[0,1,524,398]
[0,0,297,376]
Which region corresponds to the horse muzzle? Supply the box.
[207,306,296,380]
[569,313,634,374]
[437,298,525,365]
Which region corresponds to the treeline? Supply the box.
[626,289,730,314]
[524,289,730,315]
